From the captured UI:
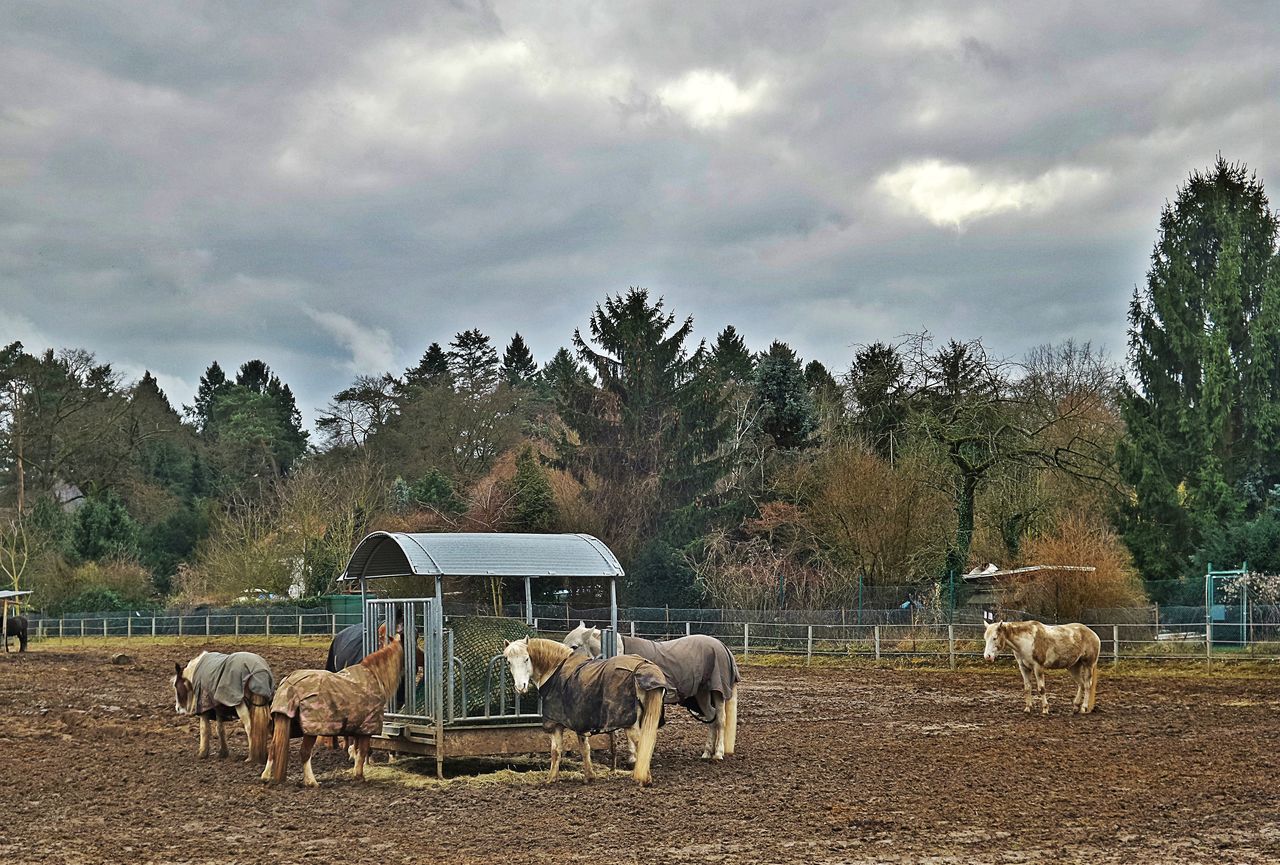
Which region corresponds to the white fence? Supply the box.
[21,610,1280,667]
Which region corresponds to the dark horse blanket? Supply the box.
[539,654,670,735]
[325,623,365,672]
[3,616,27,652]
[192,652,275,716]
[623,634,739,717]
[271,666,387,737]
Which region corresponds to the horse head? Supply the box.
[171,655,202,714]
[983,620,1005,662]
[563,621,603,658]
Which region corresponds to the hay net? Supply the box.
[445,615,539,718]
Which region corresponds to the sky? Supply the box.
[3,1,1279,428]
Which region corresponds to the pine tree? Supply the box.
[402,343,450,391]
[753,341,816,449]
[501,333,538,387]
[710,325,754,384]
[540,348,588,399]
[448,329,500,397]
[511,446,556,532]
[1122,158,1280,585]
[191,362,230,435]
[848,342,907,459]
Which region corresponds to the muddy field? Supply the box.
[1,641,1278,864]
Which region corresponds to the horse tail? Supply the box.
[632,687,664,787]
[247,698,271,764]
[723,689,738,756]
[268,713,291,784]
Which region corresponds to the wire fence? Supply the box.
[15,604,1280,667]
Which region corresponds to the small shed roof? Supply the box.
[962,563,1096,583]
[340,532,625,581]
[0,590,33,600]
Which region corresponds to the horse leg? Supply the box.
[300,735,319,787]
[581,733,595,783]
[216,719,229,758]
[1069,662,1085,714]
[197,716,210,758]
[624,727,639,765]
[548,728,564,783]
[1084,659,1098,714]
[1016,661,1034,713]
[235,703,253,762]
[1035,665,1049,715]
[701,692,725,760]
[352,736,370,781]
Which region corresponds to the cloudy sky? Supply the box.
[3,1,1279,426]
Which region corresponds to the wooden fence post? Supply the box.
[235,615,240,637]
[685,621,691,636]
[206,614,211,637]
[806,625,813,665]
[629,621,636,637]
[59,618,64,639]
[127,617,132,638]
[265,615,271,643]
[103,618,108,637]
[948,624,956,670]
[331,614,337,636]
[743,622,750,656]
[150,616,156,639]
[873,625,881,661]
[1112,624,1120,665]
[178,615,183,637]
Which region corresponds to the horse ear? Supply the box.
[591,627,601,638]
[578,620,587,630]
[503,639,510,648]
[174,661,183,676]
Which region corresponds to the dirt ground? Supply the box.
[2,640,1278,865]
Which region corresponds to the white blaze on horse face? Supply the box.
[983,622,1001,662]
[504,640,534,694]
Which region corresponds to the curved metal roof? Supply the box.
[340,532,625,581]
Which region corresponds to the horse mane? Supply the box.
[360,637,405,698]
[527,637,572,671]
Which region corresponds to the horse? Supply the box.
[983,617,1101,715]
[3,616,27,652]
[564,622,739,761]
[503,637,667,786]
[172,651,275,763]
[322,622,425,754]
[265,636,404,787]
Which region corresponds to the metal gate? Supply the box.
[364,597,440,727]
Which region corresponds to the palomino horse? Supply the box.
[564,622,739,761]
[983,616,1101,715]
[172,651,275,763]
[3,616,27,652]
[265,636,404,787]
[503,637,667,786]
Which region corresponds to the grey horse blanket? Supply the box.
[622,635,739,717]
[539,654,670,735]
[192,652,275,715]
[271,666,387,737]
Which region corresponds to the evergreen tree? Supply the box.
[72,491,141,562]
[558,288,729,556]
[848,342,907,459]
[539,348,588,400]
[1121,158,1280,585]
[710,325,754,384]
[501,333,538,387]
[402,343,450,391]
[510,446,556,532]
[753,341,816,449]
[192,361,230,435]
[448,329,500,397]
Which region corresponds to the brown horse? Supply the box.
[172,651,275,763]
[265,636,404,786]
[983,619,1100,715]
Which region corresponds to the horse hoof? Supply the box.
[700,751,711,760]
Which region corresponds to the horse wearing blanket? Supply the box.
[564,622,739,760]
[983,616,1100,715]
[266,636,404,786]
[503,637,669,786]
[172,651,275,763]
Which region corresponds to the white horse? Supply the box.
[503,637,666,786]
[983,617,1100,715]
[564,622,739,761]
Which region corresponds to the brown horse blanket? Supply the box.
[622,634,739,715]
[271,665,387,736]
[191,652,274,715]
[539,654,670,735]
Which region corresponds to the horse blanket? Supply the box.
[191,652,275,716]
[623,634,739,716]
[271,665,387,737]
[325,624,364,672]
[3,616,27,652]
[539,654,670,735]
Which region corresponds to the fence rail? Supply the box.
[17,608,1280,666]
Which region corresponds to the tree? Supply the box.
[540,347,588,400]
[710,326,754,384]
[402,343,451,392]
[448,329,500,398]
[317,374,397,450]
[557,289,729,558]
[191,361,230,435]
[510,446,556,532]
[72,491,141,562]
[501,334,539,387]
[847,342,908,460]
[753,341,816,449]
[1121,158,1280,585]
